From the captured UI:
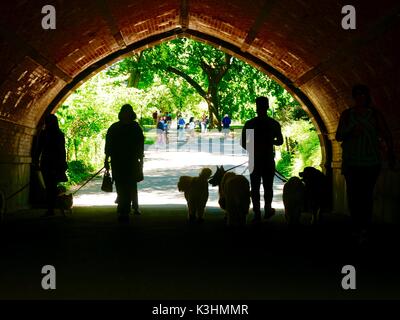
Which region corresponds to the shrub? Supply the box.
[276,150,294,179]
[65,160,94,186]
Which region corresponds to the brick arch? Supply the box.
[0,0,399,218]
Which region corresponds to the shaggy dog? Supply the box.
[209,166,251,226]
[299,167,330,224]
[283,177,306,225]
[178,168,212,222]
[55,185,73,216]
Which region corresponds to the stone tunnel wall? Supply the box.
[0,0,399,220]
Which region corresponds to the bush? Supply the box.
[276,150,294,179]
[139,117,155,126]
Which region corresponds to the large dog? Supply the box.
[283,176,305,225]
[178,168,212,222]
[299,167,330,224]
[209,166,251,226]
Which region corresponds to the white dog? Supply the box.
[283,176,305,225]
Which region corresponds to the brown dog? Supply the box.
[178,168,212,222]
[209,166,251,226]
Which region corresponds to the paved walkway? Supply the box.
[73,129,284,211]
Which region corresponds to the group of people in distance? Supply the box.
[176,114,209,135]
[34,84,395,242]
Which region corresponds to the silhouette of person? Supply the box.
[152,110,158,125]
[241,97,283,222]
[222,114,231,138]
[177,116,186,141]
[188,117,195,139]
[336,84,394,242]
[34,114,68,217]
[105,104,144,222]
[156,116,167,146]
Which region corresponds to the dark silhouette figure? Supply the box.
[105,104,144,222]
[336,84,394,242]
[34,114,68,216]
[241,96,283,222]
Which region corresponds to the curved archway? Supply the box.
[43,28,332,174]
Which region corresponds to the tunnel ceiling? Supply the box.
[0,0,399,157]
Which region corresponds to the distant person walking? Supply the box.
[222,114,231,138]
[336,84,394,243]
[105,104,144,222]
[200,114,209,133]
[34,114,68,217]
[177,116,186,141]
[152,110,158,125]
[166,112,172,126]
[241,97,283,222]
[188,117,196,140]
[156,116,167,147]
[163,116,170,144]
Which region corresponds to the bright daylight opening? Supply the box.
[55,38,322,209]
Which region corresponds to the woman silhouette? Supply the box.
[35,114,68,216]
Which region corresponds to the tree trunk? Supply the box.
[127,52,143,88]
[74,139,79,161]
[166,53,232,130]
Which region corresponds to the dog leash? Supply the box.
[225,161,248,172]
[274,170,288,183]
[5,183,30,201]
[225,161,288,183]
[70,167,106,196]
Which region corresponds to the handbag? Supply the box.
[101,170,113,192]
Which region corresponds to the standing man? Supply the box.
[105,104,144,223]
[241,97,283,222]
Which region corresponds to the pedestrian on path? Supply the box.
[105,104,144,222]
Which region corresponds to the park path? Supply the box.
[73,127,284,210]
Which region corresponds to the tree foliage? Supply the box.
[57,38,322,184]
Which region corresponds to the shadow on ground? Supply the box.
[0,205,399,299]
